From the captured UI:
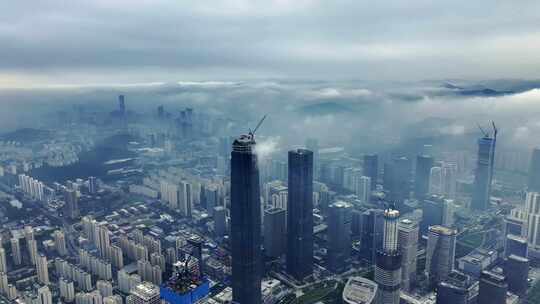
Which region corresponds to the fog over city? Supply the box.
[1,1,540,304]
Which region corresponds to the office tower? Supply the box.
[36,254,50,285]
[264,207,286,258]
[426,225,457,288]
[505,254,529,296]
[0,248,6,273]
[157,105,164,118]
[436,270,478,304]
[287,149,314,280]
[384,157,412,208]
[127,282,161,304]
[230,133,262,304]
[359,209,385,263]
[415,155,434,199]
[375,209,402,304]
[528,147,540,191]
[306,138,320,179]
[88,176,97,194]
[38,285,53,304]
[421,195,454,235]
[355,176,371,203]
[398,219,419,291]
[478,270,507,304]
[504,234,528,258]
[204,185,219,216]
[59,278,75,303]
[11,238,21,266]
[471,128,497,210]
[119,95,126,114]
[327,201,352,273]
[64,188,79,219]
[179,181,192,218]
[54,230,67,256]
[505,213,525,237]
[363,154,378,190]
[213,206,227,237]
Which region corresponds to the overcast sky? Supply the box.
[1,0,540,87]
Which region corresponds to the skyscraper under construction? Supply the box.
[230,133,262,304]
[471,123,497,210]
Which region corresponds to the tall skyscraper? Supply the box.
[327,201,352,273]
[505,254,529,296]
[264,207,286,258]
[384,157,412,209]
[359,209,384,263]
[127,282,160,304]
[287,149,314,281]
[305,138,319,179]
[88,176,97,194]
[10,238,21,266]
[54,230,67,256]
[478,270,507,304]
[213,206,226,237]
[436,270,478,304]
[355,176,371,203]
[397,219,419,292]
[415,155,434,199]
[118,95,126,115]
[426,225,457,288]
[375,209,402,304]
[36,254,49,285]
[363,154,378,190]
[63,188,79,219]
[0,248,6,273]
[471,128,497,210]
[421,195,454,235]
[528,147,540,192]
[38,285,53,304]
[504,234,528,258]
[230,133,262,304]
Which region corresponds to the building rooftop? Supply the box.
[342,277,378,304]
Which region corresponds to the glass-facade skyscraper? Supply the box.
[471,134,496,210]
[230,134,262,304]
[287,149,314,281]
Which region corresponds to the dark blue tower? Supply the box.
[230,134,262,304]
[287,149,314,281]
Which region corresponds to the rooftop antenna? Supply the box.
[249,114,267,139]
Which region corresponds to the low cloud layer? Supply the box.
[1,1,540,86]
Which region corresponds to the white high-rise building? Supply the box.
[54,230,68,256]
[10,238,22,266]
[398,219,419,292]
[36,254,50,285]
[0,248,7,273]
[355,175,371,203]
[38,285,53,304]
[59,278,75,303]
